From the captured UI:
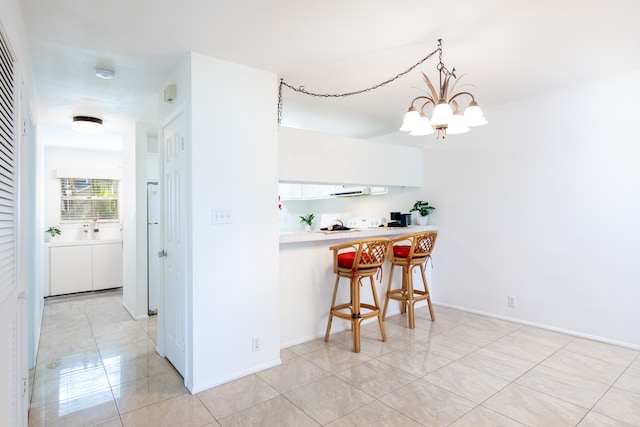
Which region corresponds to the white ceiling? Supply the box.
[19,0,640,143]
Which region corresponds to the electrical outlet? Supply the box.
[252,336,261,352]
[508,296,516,308]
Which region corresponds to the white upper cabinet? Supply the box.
[278,127,423,187]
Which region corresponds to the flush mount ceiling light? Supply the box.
[72,116,103,133]
[278,38,487,140]
[399,39,487,138]
[95,67,115,79]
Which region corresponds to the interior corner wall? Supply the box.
[420,69,640,348]
[122,123,147,319]
[187,53,280,392]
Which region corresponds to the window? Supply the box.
[60,178,120,222]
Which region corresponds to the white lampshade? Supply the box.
[430,100,453,126]
[464,102,487,127]
[72,116,103,133]
[446,113,470,135]
[409,115,434,136]
[399,107,420,131]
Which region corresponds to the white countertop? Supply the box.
[47,238,123,247]
[279,225,439,244]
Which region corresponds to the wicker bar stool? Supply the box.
[325,237,391,353]
[382,230,438,328]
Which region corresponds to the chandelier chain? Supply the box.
[278,46,440,124]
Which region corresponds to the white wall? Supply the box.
[381,69,640,348]
[164,53,280,392]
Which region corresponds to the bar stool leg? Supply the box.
[407,265,416,329]
[369,276,387,342]
[324,275,341,342]
[382,264,395,320]
[419,263,436,321]
[352,276,361,353]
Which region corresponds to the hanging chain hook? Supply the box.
[278,42,441,124]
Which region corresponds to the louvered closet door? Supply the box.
[0,22,20,427]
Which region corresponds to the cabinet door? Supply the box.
[50,246,92,295]
[278,183,303,200]
[92,243,123,290]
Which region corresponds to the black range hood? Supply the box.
[330,186,371,197]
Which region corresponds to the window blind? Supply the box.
[60,178,120,222]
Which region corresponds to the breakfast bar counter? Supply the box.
[279,225,439,348]
[280,225,439,244]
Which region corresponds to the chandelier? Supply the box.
[400,39,487,138]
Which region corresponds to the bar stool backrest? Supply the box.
[390,230,438,263]
[331,238,391,273]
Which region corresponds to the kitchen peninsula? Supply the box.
[279,225,439,348]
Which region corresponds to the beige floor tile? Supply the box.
[456,347,535,381]
[34,351,104,382]
[325,400,423,427]
[441,322,512,347]
[35,338,99,365]
[99,338,157,365]
[112,371,188,414]
[279,347,298,362]
[288,337,345,356]
[31,290,640,427]
[377,346,453,377]
[614,366,640,395]
[335,358,418,399]
[197,374,279,419]
[95,327,149,349]
[38,326,95,347]
[31,365,111,408]
[284,375,374,425]
[28,389,119,427]
[302,344,372,373]
[541,348,629,386]
[92,319,144,338]
[256,355,330,393]
[516,364,610,408]
[218,395,318,427]
[483,332,563,364]
[421,333,480,360]
[105,354,174,387]
[449,405,526,427]
[564,338,639,365]
[341,333,396,358]
[120,394,215,427]
[88,416,124,427]
[484,383,588,426]
[380,378,475,426]
[578,410,636,426]
[424,361,510,403]
[512,325,575,348]
[591,386,640,426]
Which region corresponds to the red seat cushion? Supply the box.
[393,245,411,258]
[338,251,374,267]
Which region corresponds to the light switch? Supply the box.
[211,209,232,225]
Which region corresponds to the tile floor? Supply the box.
[29,289,640,426]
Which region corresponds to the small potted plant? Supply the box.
[46,226,61,241]
[299,213,315,231]
[410,201,435,225]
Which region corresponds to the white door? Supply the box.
[0,27,27,426]
[162,113,187,377]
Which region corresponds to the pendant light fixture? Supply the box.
[72,116,103,133]
[278,38,486,139]
[399,39,487,138]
